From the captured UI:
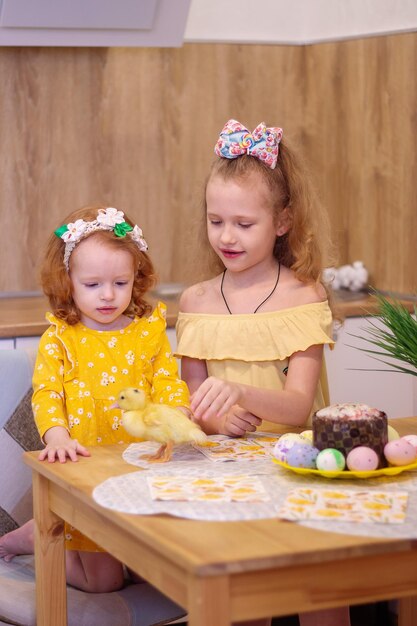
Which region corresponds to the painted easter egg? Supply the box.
[316,448,346,471]
[273,434,308,463]
[346,446,379,471]
[384,439,417,466]
[286,443,319,469]
[387,425,400,441]
[300,429,313,443]
[402,434,417,450]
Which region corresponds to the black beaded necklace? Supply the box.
[220,263,281,314]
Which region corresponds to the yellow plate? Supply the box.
[272,458,417,479]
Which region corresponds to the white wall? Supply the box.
[2,0,416,47]
[325,318,417,419]
[184,0,417,44]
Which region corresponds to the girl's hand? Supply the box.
[219,406,262,437]
[39,426,91,464]
[191,376,244,421]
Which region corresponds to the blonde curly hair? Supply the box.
[200,139,334,287]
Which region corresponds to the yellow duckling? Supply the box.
[115,387,207,462]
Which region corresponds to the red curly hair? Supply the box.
[41,205,156,325]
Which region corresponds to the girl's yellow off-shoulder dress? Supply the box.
[32,302,189,551]
[175,301,334,432]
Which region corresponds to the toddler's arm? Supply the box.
[150,326,190,409]
[32,330,71,439]
[38,426,90,463]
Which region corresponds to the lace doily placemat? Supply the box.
[92,438,417,539]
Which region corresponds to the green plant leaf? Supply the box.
[348,291,417,377]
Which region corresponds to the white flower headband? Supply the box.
[54,207,148,270]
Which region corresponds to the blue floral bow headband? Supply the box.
[214,119,283,169]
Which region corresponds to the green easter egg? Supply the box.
[316,448,346,471]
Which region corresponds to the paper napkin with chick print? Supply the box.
[279,487,408,524]
[192,433,280,462]
[146,474,271,503]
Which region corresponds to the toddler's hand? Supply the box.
[219,406,262,437]
[191,376,244,421]
[39,426,91,463]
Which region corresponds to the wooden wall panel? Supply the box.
[0,34,416,294]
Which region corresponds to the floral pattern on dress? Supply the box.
[32,302,189,553]
[33,302,189,447]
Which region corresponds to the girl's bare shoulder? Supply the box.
[279,266,327,307]
[179,277,222,313]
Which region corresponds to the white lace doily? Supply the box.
[92,439,417,538]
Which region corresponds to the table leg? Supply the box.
[187,574,231,625]
[33,472,67,626]
[398,596,417,626]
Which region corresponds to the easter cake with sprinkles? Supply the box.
[312,403,388,467]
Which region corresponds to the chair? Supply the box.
[0,349,186,625]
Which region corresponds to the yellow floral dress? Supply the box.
[175,301,334,432]
[32,302,189,551]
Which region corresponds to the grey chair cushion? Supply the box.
[0,350,35,431]
[0,389,42,537]
[0,555,186,626]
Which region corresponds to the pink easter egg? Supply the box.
[346,447,379,471]
[402,434,417,450]
[384,439,417,466]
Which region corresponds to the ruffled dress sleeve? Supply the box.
[175,301,334,362]
[32,313,74,440]
[146,302,190,408]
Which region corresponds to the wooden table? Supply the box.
[24,419,417,626]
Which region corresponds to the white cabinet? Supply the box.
[0,339,14,349]
[0,336,40,350]
[325,317,417,419]
[15,336,40,350]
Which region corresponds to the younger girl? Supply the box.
[176,120,350,626]
[0,205,189,593]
